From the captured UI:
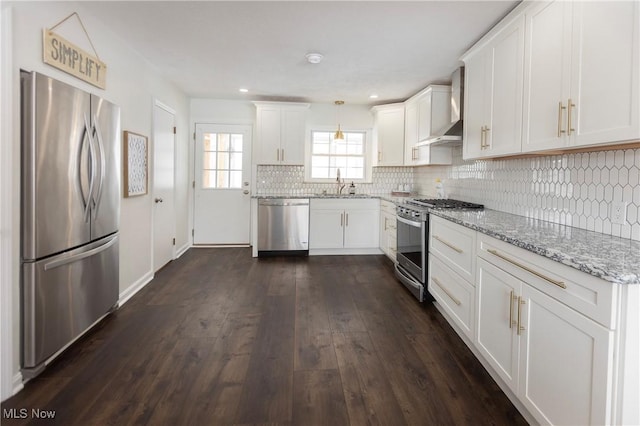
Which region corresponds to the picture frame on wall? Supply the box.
[123,131,148,197]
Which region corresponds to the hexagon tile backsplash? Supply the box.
[256,146,640,242]
[414,147,640,241]
[256,166,413,196]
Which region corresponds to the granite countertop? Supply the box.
[430,209,640,285]
[253,193,414,203]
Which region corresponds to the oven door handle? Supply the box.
[397,215,423,228]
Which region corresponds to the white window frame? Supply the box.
[304,126,373,183]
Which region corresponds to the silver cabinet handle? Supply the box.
[282,148,285,162]
[340,212,343,227]
[432,277,461,306]
[276,148,280,161]
[433,235,463,253]
[155,198,163,203]
[243,190,249,195]
[346,213,349,226]
[487,249,566,289]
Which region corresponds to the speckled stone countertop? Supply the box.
[253,194,413,204]
[430,209,640,285]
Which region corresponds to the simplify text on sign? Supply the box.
[43,30,107,89]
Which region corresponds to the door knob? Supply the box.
[243,190,250,195]
[244,181,249,186]
[155,198,163,203]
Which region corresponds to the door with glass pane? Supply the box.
[194,124,252,244]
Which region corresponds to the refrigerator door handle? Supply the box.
[77,123,89,214]
[91,116,106,218]
[83,114,98,223]
[44,235,118,271]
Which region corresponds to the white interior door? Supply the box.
[194,124,252,245]
[153,102,176,271]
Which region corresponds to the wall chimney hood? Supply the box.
[422,67,464,146]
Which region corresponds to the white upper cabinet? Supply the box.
[254,102,309,165]
[522,0,639,152]
[463,14,525,160]
[371,103,405,167]
[404,85,453,166]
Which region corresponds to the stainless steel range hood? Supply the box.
[422,67,464,145]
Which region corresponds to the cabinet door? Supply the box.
[404,101,418,165]
[374,106,405,166]
[485,14,525,157]
[309,209,344,249]
[519,284,613,426]
[522,0,572,152]
[280,108,306,164]
[417,92,433,142]
[344,209,379,249]
[256,107,282,164]
[475,258,520,393]
[569,1,640,148]
[463,51,488,159]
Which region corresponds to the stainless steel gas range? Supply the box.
[395,198,483,302]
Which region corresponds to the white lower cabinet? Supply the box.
[379,200,397,261]
[428,216,477,340]
[519,283,613,426]
[309,199,379,252]
[428,217,637,425]
[476,256,614,426]
[429,255,475,340]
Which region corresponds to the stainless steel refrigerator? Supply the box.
[21,71,120,377]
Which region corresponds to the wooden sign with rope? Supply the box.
[43,12,107,89]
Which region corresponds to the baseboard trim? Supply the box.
[175,243,190,259]
[12,372,23,396]
[309,248,383,256]
[118,270,154,306]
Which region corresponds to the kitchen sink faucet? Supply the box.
[336,169,346,194]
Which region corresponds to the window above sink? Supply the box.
[305,129,373,183]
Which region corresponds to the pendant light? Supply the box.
[334,100,344,140]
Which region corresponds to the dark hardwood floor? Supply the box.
[2,248,527,425]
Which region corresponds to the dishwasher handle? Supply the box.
[258,199,310,207]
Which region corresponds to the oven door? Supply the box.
[396,215,427,283]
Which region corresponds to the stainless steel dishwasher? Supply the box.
[257,198,309,256]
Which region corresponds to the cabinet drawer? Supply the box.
[429,255,475,339]
[477,233,616,329]
[311,198,379,210]
[430,216,476,283]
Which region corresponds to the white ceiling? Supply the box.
[78,1,519,105]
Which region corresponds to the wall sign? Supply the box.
[42,13,107,89]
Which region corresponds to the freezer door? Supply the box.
[90,96,121,240]
[21,71,91,260]
[22,234,119,369]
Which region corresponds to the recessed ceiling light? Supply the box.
[239,88,249,93]
[305,53,323,64]
[369,94,379,99]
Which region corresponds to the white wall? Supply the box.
[0,2,190,400]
